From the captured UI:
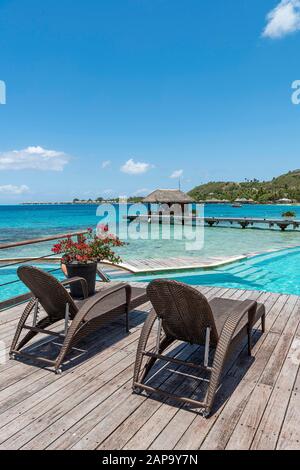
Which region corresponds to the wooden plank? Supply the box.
[0,348,127,431]
[276,353,300,450]
[276,390,300,450]
[203,297,300,451]
[0,303,24,326]
[0,309,149,414]
[0,353,137,449]
[174,301,272,451]
[73,346,203,451]
[271,295,299,335]
[5,318,162,449]
[199,332,280,450]
[48,344,195,450]
[251,337,300,450]
[259,299,300,387]
[0,310,151,438]
[226,384,273,449]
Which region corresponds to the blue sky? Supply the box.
[0,0,299,202]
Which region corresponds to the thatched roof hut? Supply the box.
[143,189,194,216]
[143,189,194,204]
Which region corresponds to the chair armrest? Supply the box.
[54,283,132,372]
[224,299,258,331]
[61,277,89,299]
[71,283,132,327]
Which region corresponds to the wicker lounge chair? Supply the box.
[133,279,265,417]
[10,265,147,374]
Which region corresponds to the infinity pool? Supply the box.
[1,247,300,304]
[117,247,300,296]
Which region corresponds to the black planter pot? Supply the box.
[66,262,97,298]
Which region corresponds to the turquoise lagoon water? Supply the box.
[0,204,300,301]
[0,264,66,303]
[1,203,300,260]
[116,247,300,296]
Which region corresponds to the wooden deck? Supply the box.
[0,285,300,450]
[106,244,300,275]
[118,256,245,274]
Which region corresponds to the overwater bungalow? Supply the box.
[203,198,230,204]
[276,198,293,204]
[143,189,194,216]
[234,198,255,204]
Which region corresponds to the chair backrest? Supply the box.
[147,279,219,346]
[18,266,79,322]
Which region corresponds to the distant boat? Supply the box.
[232,203,242,208]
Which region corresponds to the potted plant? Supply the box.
[282,211,297,220]
[52,226,125,298]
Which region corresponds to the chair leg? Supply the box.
[10,299,36,356]
[133,309,157,389]
[53,320,84,373]
[53,335,72,374]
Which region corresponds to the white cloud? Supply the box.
[121,158,153,175]
[0,146,70,171]
[170,169,183,179]
[101,160,111,169]
[263,0,300,38]
[0,184,29,195]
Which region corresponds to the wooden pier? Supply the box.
[204,217,300,231]
[0,284,299,450]
[125,215,300,231]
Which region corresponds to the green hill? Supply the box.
[188,170,300,203]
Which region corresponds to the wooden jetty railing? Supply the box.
[204,217,300,231]
[125,214,300,231]
[0,231,88,311]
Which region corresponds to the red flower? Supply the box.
[51,228,125,265]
